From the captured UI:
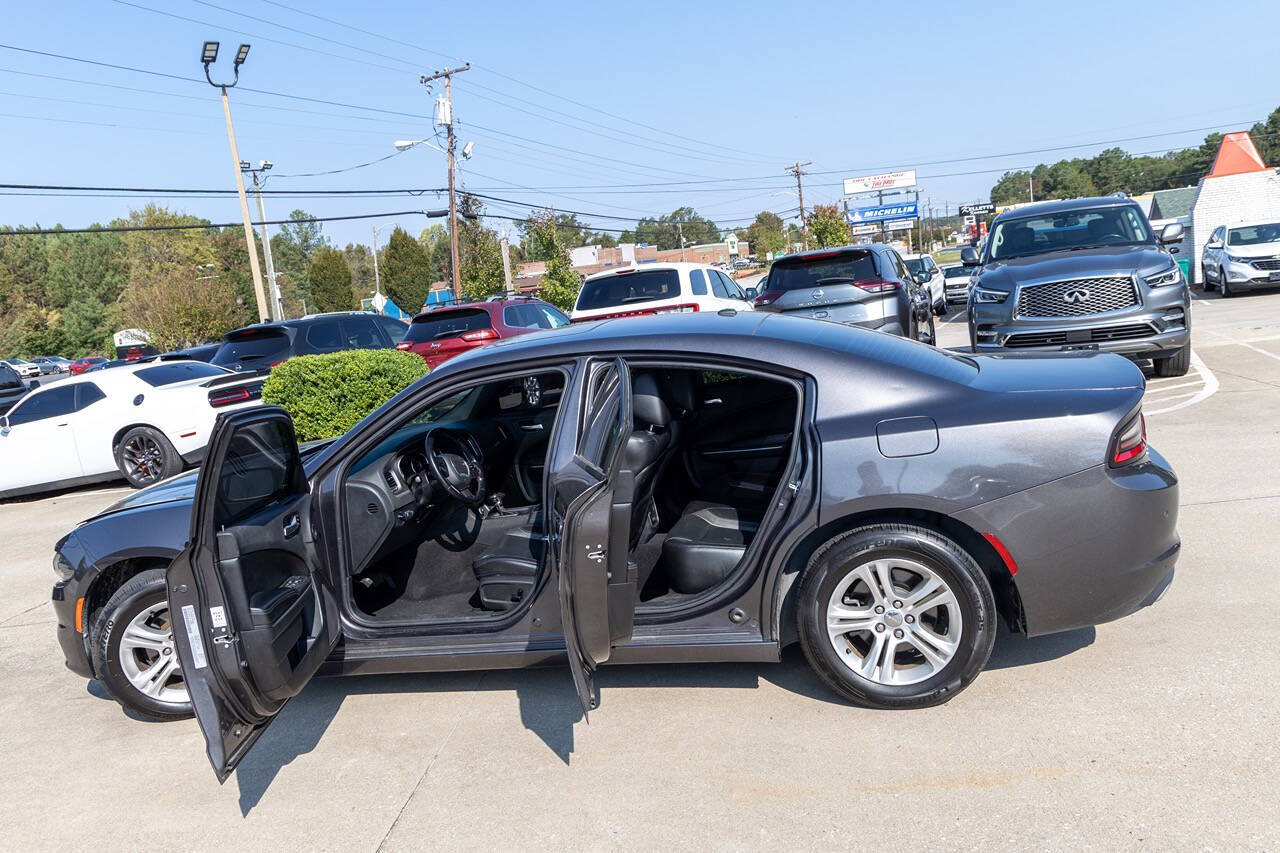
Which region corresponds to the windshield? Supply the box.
[0,364,21,389]
[576,269,680,310]
[404,308,492,343]
[767,250,879,290]
[988,206,1152,261]
[1227,223,1280,246]
[943,266,970,279]
[211,328,290,367]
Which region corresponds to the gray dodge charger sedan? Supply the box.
[49,312,1177,780]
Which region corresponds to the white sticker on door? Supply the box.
[209,606,227,628]
[181,604,208,669]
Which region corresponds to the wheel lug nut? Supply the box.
[905,614,915,624]
[875,623,886,633]
[893,628,904,639]
[893,600,903,608]
[874,605,885,614]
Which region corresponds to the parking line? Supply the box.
[1145,380,1201,393]
[1234,341,1280,363]
[1146,350,1218,416]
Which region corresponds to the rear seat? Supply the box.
[660,501,761,594]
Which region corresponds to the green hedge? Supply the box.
[261,348,428,441]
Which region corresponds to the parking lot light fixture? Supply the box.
[201,41,219,65]
[234,43,250,67]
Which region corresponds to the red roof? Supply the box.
[1208,132,1269,178]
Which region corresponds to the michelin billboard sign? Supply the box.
[845,202,919,225]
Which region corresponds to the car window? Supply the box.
[134,362,228,386]
[7,385,77,426]
[75,382,106,410]
[717,271,746,300]
[503,303,570,330]
[213,418,305,528]
[767,250,878,290]
[576,269,680,310]
[0,364,20,389]
[689,269,708,296]
[537,304,571,328]
[341,316,384,349]
[577,364,623,473]
[708,270,730,298]
[376,316,409,344]
[306,319,344,351]
[1227,223,1280,245]
[212,328,291,368]
[404,309,492,343]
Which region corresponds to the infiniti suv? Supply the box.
[962,196,1191,376]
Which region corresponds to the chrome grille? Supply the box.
[1016,277,1138,318]
[1251,258,1280,271]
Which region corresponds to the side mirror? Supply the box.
[960,246,981,267]
[1159,222,1185,244]
[913,272,928,286]
[744,287,758,301]
[1206,239,1223,250]
[0,415,9,436]
[28,379,39,390]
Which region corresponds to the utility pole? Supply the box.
[202,42,268,323]
[500,224,514,293]
[786,162,811,251]
[843,198,852,243]
[420,63,471,300]
[371,225,382,294]
[1029,176,1035,203]
[243,161,283,320]
[678,222,687,261]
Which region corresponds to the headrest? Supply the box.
[632,372,670,427]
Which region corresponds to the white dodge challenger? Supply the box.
[0,360,263,498]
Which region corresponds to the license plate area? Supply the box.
[1062,343,1099,351]
[1268,271,1280,282]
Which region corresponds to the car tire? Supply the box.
[796,523,997,709]
[90,569,192,721]
[935,298,948,317]
[1220,268,1233,298]
[1153,342,1192,378]
[114,426,182,489]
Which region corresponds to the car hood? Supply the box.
[978,245,1173,290]
[1223,242,1280,258]
[87,437,337,521]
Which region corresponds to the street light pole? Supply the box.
[243,161,282,320]
[420,63,471,300]
[203,41,268,323]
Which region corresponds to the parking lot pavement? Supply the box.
[2,290,1279,850]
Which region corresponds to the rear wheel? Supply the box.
[797,524,997,709]
[1153,342,1191,377]
[90,569,192,721]
[115,426,181,489]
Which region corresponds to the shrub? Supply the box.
[262,348,428,441]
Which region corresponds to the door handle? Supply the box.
[520,423,544,431]
[282,513,301,539]
[703,398,723,406]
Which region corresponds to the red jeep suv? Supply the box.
[397,296,570,368]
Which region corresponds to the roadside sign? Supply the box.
[846,202,918,225]
[843,170,917,194]
[963,215,976,226]
[849,224,878,236]
[959,202,995,216]
[884,218,915,232]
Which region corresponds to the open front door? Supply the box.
[550,359,634,718]
[167,407,340,782]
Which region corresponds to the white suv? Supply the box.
[1201,221,1280,297]
[570,262,753,322]
[900,253,947,315]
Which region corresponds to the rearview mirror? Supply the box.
[1159,222,1185,244]
[960,246,981,267]
[744,287,758,301]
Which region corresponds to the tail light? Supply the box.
[753,290,783,307]
[855,280,898,294]
[208,387,253,407]
[460,328,499,342]
[1110,410,1147,466]
[570,304,700,322]
[269,359,287,369]
[652,303,699,315]
[395,341,413,350]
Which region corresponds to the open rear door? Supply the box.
[167,407,341,782]
[549,359,634,718]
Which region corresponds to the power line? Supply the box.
[0,208,448,237]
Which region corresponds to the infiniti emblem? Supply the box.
[1062,287,1091,304]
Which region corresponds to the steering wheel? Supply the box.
[425,429,487,507]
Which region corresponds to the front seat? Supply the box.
[660,501,761,594]
[623,373,674,543]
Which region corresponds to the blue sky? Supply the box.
[3,0,1279,248]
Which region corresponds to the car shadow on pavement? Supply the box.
[207,623,1095,813]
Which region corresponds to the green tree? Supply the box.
[382,227,434,311]
[343,242,376,307]
[809,204,847,249]
[743,210,786,259]
[628,207,721,249]
[525,211,581,311]
[457,195,506,301]
[270,210,327,314]
[309,246,355,312]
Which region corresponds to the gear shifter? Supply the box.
[484,492,510,518]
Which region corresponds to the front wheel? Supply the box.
[90,569,193,721]
[1153,342,1191,377]
[1220,269,1234,298]
[797,524,997,709]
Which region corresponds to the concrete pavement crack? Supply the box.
[374,669,487,852]
[1181,493,1280,508]
[0,600,48,627]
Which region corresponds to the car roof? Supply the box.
[582,262,721,282]
[771,244,881,264]
[1223,219,1280,228]
[992,195,1140,222]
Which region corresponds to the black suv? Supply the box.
[963,196,1191,376]
[0,361,30,414]
[210,311,409,373]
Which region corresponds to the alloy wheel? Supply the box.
[121,434,165,483]
[825,557,963,686]
[118,601,187,704]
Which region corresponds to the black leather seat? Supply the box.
[661,501,761,594]
[624,373,674,543]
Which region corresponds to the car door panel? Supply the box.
[683,375,793,506]
[168,407,340,782]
